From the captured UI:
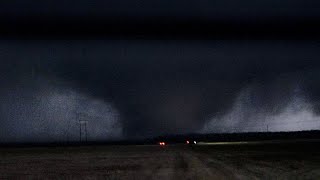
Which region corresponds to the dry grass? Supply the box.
[1,141,320,179]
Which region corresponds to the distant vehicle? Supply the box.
[186,140,197,145]
[159,142,166,146]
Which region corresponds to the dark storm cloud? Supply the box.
[1,0,320,39]
[2,40,320,139]
[202,81,319,133]
[1,0,320,141]
[2,0,320,18]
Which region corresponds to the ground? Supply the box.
[1,140,320,179]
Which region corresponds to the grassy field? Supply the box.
[1,140,320,179]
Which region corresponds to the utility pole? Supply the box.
[79,120,88,142]
[78,112,88,143]
[79,120,82,142]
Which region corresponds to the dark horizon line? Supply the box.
[2,130,320,147]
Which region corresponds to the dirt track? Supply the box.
[1,143,320,179]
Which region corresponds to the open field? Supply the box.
[1,140,320,179]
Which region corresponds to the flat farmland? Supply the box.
[1,140,320,179]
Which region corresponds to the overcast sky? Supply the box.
[1,1,320,142]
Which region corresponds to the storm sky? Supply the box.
[1,1,320,142]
